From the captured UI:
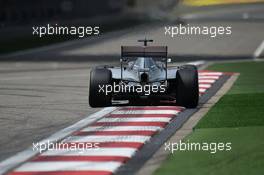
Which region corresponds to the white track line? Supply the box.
[81,126,162,132]
[186,60,205,66]
[111,110,179,115]
[198,72,223,76]
[65,135,151,143]
[0,74,88,81]
[98,117,171,123]
[119,106,183,109]
[15,161,122,172]
[198,75,220,79]
[42,147,137,157]
[199,79,215,83]
[254,40,264,58]
[199,84,212,88]
[199,88,207,93]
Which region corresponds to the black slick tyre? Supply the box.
[89,68,112,107]
[176,65,199,108]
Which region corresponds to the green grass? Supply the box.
[155,127,264,175]
[197,62,264,128]
[208,62,264,94]
[154,61,264,175]
[196,93,264,128]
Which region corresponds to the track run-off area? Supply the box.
[1,70,232,175]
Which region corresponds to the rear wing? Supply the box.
[121,46,168,58]
[120,46,168,81]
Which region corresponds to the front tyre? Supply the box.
[176,65,199,108]
[89,68,112,107]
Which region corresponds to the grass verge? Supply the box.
[155,127,264,175]
[154,61,264,175]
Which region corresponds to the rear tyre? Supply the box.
[176,65,199,108]
[89,68,112,107]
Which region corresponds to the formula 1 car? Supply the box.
[89,39,199,108]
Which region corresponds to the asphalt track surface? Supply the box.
[0,3,263,174]
[3,71,228,175]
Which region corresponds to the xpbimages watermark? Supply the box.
[164,140,232,154]
[32,24,100,38]
[98,82,166,96]
[165,24,232,38]
[32,140,99,153]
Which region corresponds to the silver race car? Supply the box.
[89,39,199,108]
